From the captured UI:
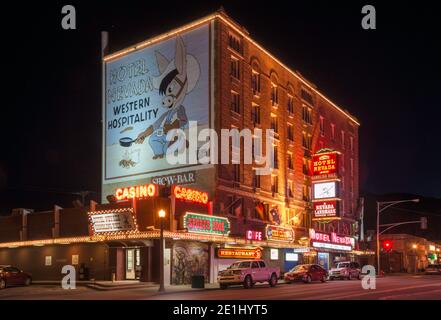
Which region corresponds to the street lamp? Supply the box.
[158,209,166,292]
[376,198,419,275]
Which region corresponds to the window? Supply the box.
[270,115,278,133]
[259,261,266,268]
[271,83,278,106]
[251,71,260,94]
[302,105,313,125]
[303,158,309,175]
[271,175,279,194]
[287,123,294,142]
[230,57,240,79]
[320,116,325,136]
[253,172,261,189]
[350,136,354,153]
[331,123,336,140]
[341,130,345,149]
[302,185,310,202]
[228,33,242,54]
[251,104,261,125]
[287,153,294,170]
[350,158,354,177]
[301,88,314,105]
[287,180,294,198]
[252,261,259,268]
[231,91,240,114]
[233,164,240,182]
[302,132,312,149]
[273,145,279,169]
[287,95,294,114]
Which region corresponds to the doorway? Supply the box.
[125,248,140,280]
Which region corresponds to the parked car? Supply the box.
[284,264,328,283]
[218,260,280,289]
[329,261,361,280]
[0,265,32,289]
[425,264,441,275]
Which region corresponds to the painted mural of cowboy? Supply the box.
[135,36,200,159]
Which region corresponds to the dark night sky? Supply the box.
[0,0,440,212]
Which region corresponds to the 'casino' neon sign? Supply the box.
[115,184,158,201]
[173,186,209,205]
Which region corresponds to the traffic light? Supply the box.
[382,240,393,252]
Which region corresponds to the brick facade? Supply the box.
[212,13,360,240]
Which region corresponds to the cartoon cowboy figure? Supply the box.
[135,36,200,159]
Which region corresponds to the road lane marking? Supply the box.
[380,288,441,300]
[321,282,441,300]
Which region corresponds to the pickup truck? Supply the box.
[217,260,280,289]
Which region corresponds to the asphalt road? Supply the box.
[0,275,440,300]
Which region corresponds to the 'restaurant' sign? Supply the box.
[217,247,262,259]
[312,152,338,176]
[309,228,354,251]
[266,225,294,242]
[88,209,137,234]
[313,200,340,220]
[183,212,230,235]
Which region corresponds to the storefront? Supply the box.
[308,228,356,269]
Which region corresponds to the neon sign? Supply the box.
[174,186,209,205]
[309,229,355,251]
[266,225,294,242]
[313,200,340,220]
[246,230,263,241]
[115,184,157,201]
[312,152,338,176]
[183,212,230,235]
[217,247,262,259]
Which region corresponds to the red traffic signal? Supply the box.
[382,240,393,252]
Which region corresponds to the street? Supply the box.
[0,274,440,300]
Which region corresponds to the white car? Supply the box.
[217,260,280,289]
[329,261,361,280]
[425,264,441,275]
